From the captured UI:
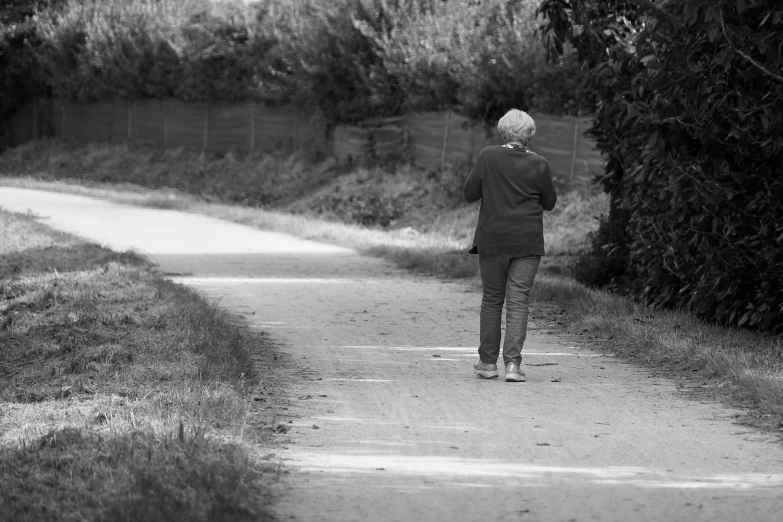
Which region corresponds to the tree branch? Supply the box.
[719,14,783,84]
[732,47,783,83]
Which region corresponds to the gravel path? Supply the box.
[2,187,782,522]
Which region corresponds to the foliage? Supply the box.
[531,49,595,115]
[0,17,50,149]
[1,0,593,130]
[275,0,405,123]
[32,0,287,103]
[357,0,595,120]
[572,211,631,290]
[174,9,283,103]
[538,0,783,331]
[0,0,65,24]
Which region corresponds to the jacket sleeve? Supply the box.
[539,162,557,211]
[463,151,484,203]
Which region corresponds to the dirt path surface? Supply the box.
[2,186,783,522]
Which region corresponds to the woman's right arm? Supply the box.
[463,151,484,203]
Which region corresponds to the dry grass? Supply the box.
[0,209,279,521]
[533,275,783,423]
[0,139,336,208]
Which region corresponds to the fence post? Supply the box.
[440,109,451,170]
[93,104,99,143]
[570,120,579,182]
[31,99,38,141]
[127,101,132,142]
[250,100,255,153]
[163,98,168,148]
[203,103,209,151]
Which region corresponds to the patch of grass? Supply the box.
[366,245,478,279]
[156,278,256,383]
[0,139,336,208]
[0,209,278,521]
[1,427,273,522]
[0,244,147,280]
[533,275,783,424]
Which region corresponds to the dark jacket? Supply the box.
[463,145,557,256]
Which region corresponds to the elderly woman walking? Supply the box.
[464,109,557,382]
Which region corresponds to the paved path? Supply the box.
[2,187,783,522]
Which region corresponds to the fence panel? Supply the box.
[106,101,130,144]
[527,114,577,180]
[469,125,500,158]
[129,99,165,145]
[295,112,329,154]
[91,101,118,143]
[165,99,205,150]
[443,112,478,166]
[8,99,605,180]
[333,116,404,163]
[406,111,450,170]
[61,102,97,144]
[333,125,368,163]
[253,106,297,152]
[406,111,505,169]
[370,117,405,157]
[51,99,63,141]
[8,102,36,146]
[209,101,251,153]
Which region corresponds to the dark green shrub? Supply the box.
[173,9,284,103]
[572,210,633,292]
[0,6,52,148]
[320,189,400,227]
[281,0,405,123]
[539,0,783,331]
[348,0,593,120]
[26,0,289,103]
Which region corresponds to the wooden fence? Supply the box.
[6,98,603,181]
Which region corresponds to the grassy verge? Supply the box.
[533,276,783,431]
[1,140,780,436]
[0,139,607,280]
[0,208,280,521]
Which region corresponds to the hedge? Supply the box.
[539,0,783,331]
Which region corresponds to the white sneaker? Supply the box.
[505,362,525,382]
[473,361,498,379]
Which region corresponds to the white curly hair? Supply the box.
[497,109,536,146]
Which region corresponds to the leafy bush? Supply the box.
[1,0,593,130]
[277,0,405,123]
[572,211,631,290]
[539,0,783,331]
[33,0,287,103]
[358,0,594,120]
[0,4,53,147]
